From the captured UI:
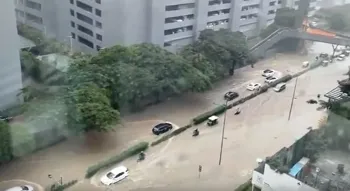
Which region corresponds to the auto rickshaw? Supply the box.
[207,115,218,126]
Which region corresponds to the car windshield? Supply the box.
[107,172,116,179]
[21,186,29,190]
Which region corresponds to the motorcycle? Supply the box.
[192,129,199,137]
[137,152,145,162]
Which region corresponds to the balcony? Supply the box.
[206,19,229,30]
[164,30,193,42]
[241,7,259,15]
[240,17,258,26]
[164,19,195,30]
[207,13,230,22]
[208,3,231,12]
[208,23,228,31]
[165,8,195,18]
[241,0,260,7]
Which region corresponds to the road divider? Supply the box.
[46,179,78,191]
[85,142,149,179]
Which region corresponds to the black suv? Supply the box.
[152,123,173,135]
[224,91,239,101]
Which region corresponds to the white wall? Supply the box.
[252,170,264,188]
[258,164,317,191]
[0,0,23,109]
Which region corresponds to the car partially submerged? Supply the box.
[337,54,346,61]
[207,115,218,126]
[265,76,278,84]
[246,83,261,91]
[262,69,275,77]
[152,122,173,135]
[5,185,33,191]
[101,166,129,185]
[224,91,239,101]
[273,83,286,92]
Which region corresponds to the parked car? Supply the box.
[152,122,173,135]
[337,54,346,61]
[302,61,309,68]
[262,69,275,77]
[0,115,13,123]
[5,185,33,191]
[224,91,239,101]
[246,83,261,91]
[273,83,286,92]
[100,166,129,185]
[265,76,278,84]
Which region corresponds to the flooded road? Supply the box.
[0,42,346,191]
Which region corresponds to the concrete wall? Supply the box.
[254,164,317,191]
[0,0,23,110]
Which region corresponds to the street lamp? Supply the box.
[218,100,228,165]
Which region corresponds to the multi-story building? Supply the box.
[0,0,23,109]
[13,0,317,54]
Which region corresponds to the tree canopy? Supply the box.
[260,8,297,38]
[328,13,347,31]
[0,121,13,165]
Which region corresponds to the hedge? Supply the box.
[235,179,252,191]
[46,180,78,191]
[0,121,13,165]
[192,105,227,125]
[151,124,192,146]
[85,141,149,178]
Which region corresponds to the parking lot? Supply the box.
[1,42,343,191]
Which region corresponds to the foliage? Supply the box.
[46,180,78,191]
[20,51,42,82]
[192,105,227,125]
[0,121,13,164]
[150,124,192,146]
[260,23,280,38]
[275,8,297,28]
[328,13,347,31]
[235,180,252,191]
[85,142,149,178]
[180,29,249,80]
[66,83,119,132]
[10,123,36,157]
[304,130,327,162]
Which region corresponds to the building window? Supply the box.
[70,0,74,4]
[71,21,75,27]
[95,0,101,4]
[95,9,102,17]
[76,0,93,13]
[269,1,276,6]
[164,25,193,35]
[96,34,102,41]
[25,0,41,11]
[71,32,76,39]
[70,9,75,16]
[96,45,102,51]
[25,13,43,24]
[165,3,195,11]
[95,21,102,28]
[78,36,94,48]
[77,24,93,36]
[76,12,93,25]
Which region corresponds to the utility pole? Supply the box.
[218,100,228,165]
[288,77,298,121]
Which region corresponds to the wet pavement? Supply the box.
[0,42,345,190]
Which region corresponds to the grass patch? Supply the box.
[85,142,149,178]
[45,179,78,191]
[150,124,192,146]
[192,105,227,125]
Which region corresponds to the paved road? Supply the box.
[0,42,336,190]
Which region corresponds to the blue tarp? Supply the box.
[289,163,303,177]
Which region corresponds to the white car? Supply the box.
[262,69,275,77]
[273,83,286,92]
[101,166,129,185]
[246,83,261,91]
[337,54,346,61]
[265,76,278,84]
[5,185,34,191]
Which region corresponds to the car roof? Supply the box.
[110,166,127,174]
[208,116,218,120]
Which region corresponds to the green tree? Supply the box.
[0,121,13,164]
[328,13,347,31]
[275,8,297,28]
[66,83,119,132]
[20,51,42,82]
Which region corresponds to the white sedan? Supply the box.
[101,166,129,185]
[5,185,33,191]
[246,83,261,91]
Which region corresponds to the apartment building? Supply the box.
[0,0,23,109]
[13,0,315,53]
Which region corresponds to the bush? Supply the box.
[151,124,192,146]
[85,142,149,178]
[0,121,13,165]
[235,179,252,191]
[192,105,227,125]
[46,180,78,191]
